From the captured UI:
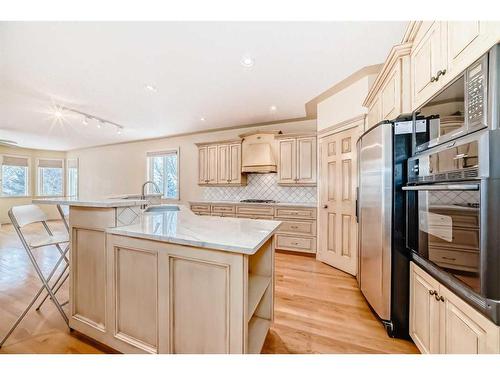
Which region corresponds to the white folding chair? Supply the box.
[0,204,70,348]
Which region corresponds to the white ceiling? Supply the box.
[0,22,407,151]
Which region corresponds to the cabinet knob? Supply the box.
[323,205,328,209]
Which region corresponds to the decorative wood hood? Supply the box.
[239,131,278,173]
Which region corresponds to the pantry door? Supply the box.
[317,125,360,276]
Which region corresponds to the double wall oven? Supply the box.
[404,44,500,324]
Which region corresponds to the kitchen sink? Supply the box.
[144,205,180,213]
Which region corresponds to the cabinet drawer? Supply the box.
[274,207,316,220]
[236,205,274,216]
[428,247,479,271]
[211,213,235,217]
[452,214,479,228]
[428,227,479,249]
[277,219,316,236]
[237,214,274,220]
[275,234,316,253]
[211,204,235,214]
[190,204,211,213]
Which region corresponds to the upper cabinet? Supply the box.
[363,42,412,129]
[411,21,500,110]
[197,140,246,186]
[277,134,317,186]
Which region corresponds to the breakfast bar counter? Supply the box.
[34,198,280,354]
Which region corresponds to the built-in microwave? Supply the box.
[413,52,490,154]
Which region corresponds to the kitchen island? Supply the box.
[33,198,280,354]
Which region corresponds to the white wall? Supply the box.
[67,119,316,203]
[317,73,378,130]
[0,145,66,224]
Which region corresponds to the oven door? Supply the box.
[403,183,481,294]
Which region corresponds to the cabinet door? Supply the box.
[296,136,317,184]
[277,138,296,184]
[207,145,218,184]
[228,143,242,184]
[411,22,446,110]
[217,144,230,184]
[409,263,441,354]
[439,285,500,354]
[366,96,381,130]
[198,146,208,184]
[380,62,401,121]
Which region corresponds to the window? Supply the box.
[37,158,64,196]
[146,149,179,200]
[0,155,29,197]
[66,158,78,197]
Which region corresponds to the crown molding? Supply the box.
[304,64,383,118]
[362,42,413,108]
[402,21,423,44]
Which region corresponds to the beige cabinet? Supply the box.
[363,42,412,129]
[410,262,441,354]
[411,21,446,110]
[277,135,316,186]
[197,141,246,186]
[410,262,500,354]
[411,21,500,110]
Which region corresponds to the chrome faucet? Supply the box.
[141,181,160,209]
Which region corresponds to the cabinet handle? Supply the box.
[441,256,456,261]
[292,242,299,246]
[436,69,447,80]
[429,290,437,296]
[434,294,445,302]
[290,226,298,229]
[431,75,438,83]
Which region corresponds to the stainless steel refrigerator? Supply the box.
[356,118,413,338]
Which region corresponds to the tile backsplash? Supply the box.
[201,173,317,203]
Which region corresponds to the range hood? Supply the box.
[240,131,278,173]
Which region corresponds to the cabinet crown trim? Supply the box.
[195,139,242,146]
[363,42,413,107]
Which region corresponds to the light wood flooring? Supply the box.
[0,221,418,354]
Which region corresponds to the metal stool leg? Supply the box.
[35,268,69,311]
[23,246,69,325]
[0,247,69,348]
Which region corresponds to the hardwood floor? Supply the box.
[0,221,418,354]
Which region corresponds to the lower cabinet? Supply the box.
[410,262,500,354]
[190,202,318,254]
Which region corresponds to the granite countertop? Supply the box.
[107,193,163,199]
[189,200,317,208]
[32,196,146,208]
[106,205,281,254]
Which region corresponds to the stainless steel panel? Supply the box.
[358,123,392,321]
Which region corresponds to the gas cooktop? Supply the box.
[240,199,277,203]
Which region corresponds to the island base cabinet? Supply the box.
[94,234,275,354]
[410,262,500,354]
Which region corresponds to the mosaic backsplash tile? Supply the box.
[428,190,479,205]
[201,173,317,203]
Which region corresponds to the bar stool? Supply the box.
[0,204,70,348]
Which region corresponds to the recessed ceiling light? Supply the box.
[116,127,122,135]
[200,117,206,122]
[97,120,104,129]
[240,56,254,68]
[54,109,63,119]
[145,84,157,92]
[270,105,277,112]
[82,116,89,126]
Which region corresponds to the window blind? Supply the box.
[2,155,29,167]
[38,159,63,168]
[67,159,78,169]
[146,150,177,157]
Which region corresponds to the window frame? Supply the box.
[66,158,79,197]
[146,148,180,201]
[36,157,65,197]
[0,154,31,198]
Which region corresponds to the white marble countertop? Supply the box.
[107,205,281,254]
[189,200,317,208]
[33,196,146,208]
[107,193,163,199]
